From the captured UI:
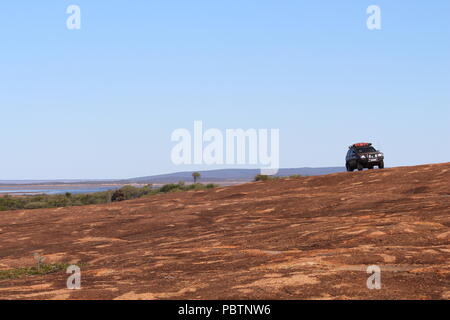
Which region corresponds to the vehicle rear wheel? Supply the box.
[378,161,384,169]
[357,162,364,171]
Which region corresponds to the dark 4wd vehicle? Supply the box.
[346,143,384,172]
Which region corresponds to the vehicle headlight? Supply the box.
[378,153,383,157]
[361,155,366,159]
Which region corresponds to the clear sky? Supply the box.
[0,1,449,179]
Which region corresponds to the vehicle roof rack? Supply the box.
[349,142,372,148]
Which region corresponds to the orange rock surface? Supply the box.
[0,163,449,299]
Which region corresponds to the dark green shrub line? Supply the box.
[0,183,218,212]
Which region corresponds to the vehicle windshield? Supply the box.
[357,147,376,153]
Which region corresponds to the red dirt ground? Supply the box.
[0,163,449,300]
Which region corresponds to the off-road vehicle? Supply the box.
[346,143,384,172]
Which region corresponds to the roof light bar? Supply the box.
[349,142,372,148]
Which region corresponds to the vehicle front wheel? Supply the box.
[378,161,384,169]
[346,163,353,172]
[357,162,364,171]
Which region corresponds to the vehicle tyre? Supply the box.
[346,163,353,172]
[368,165,374,170]
[357,162,364,171]
[378,161,384,169]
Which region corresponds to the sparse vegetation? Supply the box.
[254,174,270,181]
[0,183,218,211]
[111,189,125,202]
[158,182,215,193]
[254,174,281,181]
[0,258,88,281]
[255,174,302,181]
[0,263,71,281]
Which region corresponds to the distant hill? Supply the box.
[0,167,345,185]
[122,167,345,184]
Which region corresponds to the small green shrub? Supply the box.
[159,183,182,193]
[111,189,126,202]
[0,263,70,281]
[254,174,269,182]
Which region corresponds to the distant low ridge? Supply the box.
[0,167,345,185]
[123,167,345,184]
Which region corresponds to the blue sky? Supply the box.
[0,1,449,179]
